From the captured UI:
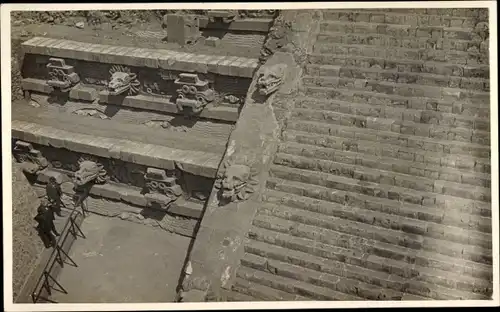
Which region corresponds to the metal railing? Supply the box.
[30,205,86,304]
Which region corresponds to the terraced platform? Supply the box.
[12,103,225,178]
[227,8,493,301]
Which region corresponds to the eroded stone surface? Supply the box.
[10,7,493,304]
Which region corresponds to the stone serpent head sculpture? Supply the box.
[214,155,260,205]
[73,157,108,187]
[107,65,140,96]
[256,63,286,96]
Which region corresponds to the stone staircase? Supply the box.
[229,9,492,301]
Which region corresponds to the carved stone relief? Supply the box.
[12,141,49,174]
[107,65,141,96]
[73,156,108,186]
[108,159,146,188]
[46,57,80,92]
[214,155,259,205]
[175,73,215,114]
[256,63,286,96]
[143,168,183,208]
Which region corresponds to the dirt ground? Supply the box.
[50,213,192,303]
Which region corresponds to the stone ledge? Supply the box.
[22,78,53,94]
[21,37,259,78]
[31,183,198,238]
[99,91,239,122]
[11,120,220,178]
[20,78,239,123]
[36,169,204,219]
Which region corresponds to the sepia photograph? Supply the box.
[1,1,498,310]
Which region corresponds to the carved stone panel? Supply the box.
[107,159,146,188]
[46,57,80,92]
[174,73,215,114]
[144,167,183,208]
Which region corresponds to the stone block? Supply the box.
[216,57,236,76]
[145,167,168,181]
[168,199,203,219]
[69,85,98,102]
[206,55,226,74]
[205,36,220,47]
[166,14,200,46]
[21,78,53,94]
[145,146,177,171]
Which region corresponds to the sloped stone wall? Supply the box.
[11,161,44,302]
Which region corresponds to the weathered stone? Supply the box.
[166,14,200,46]
[205,36,220,47]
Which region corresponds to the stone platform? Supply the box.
[12,103,224,178]
[21,37,259,78]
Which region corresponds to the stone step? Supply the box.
[286,119,491,159]
[322,9,485,27]
[270,162,491,211]
[248,221,491,300]
[307,54,490,80]
[302,76,490,105]
[266,176,491,246]
[236,264,358,301]
[231,276,308,301]
[304,64,489,93]
[316,31,484,55]
[293,94,490,132]
[13,101,228,156]
[241,249,401,300]
[254,201,492,270]
[273,152,491,205]
[263,185,491,251]
[262,188,493,280]
[303,85,489,119]
[41,98,234,141]
[278,141,491,189]
[265,171,491,248]
[319,21,477,42]
[247,225,491,299]
[311,42,488,65]
[282,129,491,175]
[291,106,490,146]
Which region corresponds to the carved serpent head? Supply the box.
[73,157,108,186]
[214,156,259,204]
[256,63,286,96]
[107,65,140,96]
